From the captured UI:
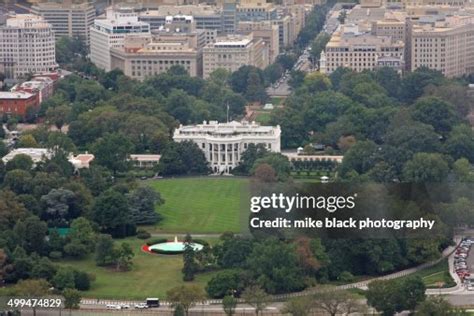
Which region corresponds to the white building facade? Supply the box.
[0,14,57,80]
[173,121,281,174]
[90,10,151,71]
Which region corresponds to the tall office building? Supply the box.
[90,9,150,71]
[0,14,57,79]
[31,1,96,44]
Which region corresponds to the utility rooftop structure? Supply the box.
[173,120,281,174]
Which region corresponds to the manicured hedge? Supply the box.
[146,238,168,246]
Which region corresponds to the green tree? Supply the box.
[93,189,132,236]
[166,284,206,316]
[14,216,48,254]
[444,124,474,162]
[52,267,75,290]
[63,288,81,311]
[115,242,134,271]
[311,32,331,60]
[233,144,268,175]
[245,69,268,103]
[411,97,458,134]
[206,270,243,298]
[90,133,134,175]
[159,141,209,176]
[5,154,33,171]
[281,296,313,316]
[40,188,80,222]
[95,234,116,266]
[4,169,33,194]
[64,217,96,258]
[246,239,305,294]
[313,290,360,316]
[46,105,72,131]
[402,153,449,182]
[222,295,237,316]
[16,135,39,148]
[182,234,197,281]
[241,285,270,316]
[303,72,332,92]
[252,153,291,181]
[400,67,444,103]
[339,140,378,177]
[127,186,163,225]
[367,277,426,316]
[415,296,464,316]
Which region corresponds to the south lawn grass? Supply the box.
[148,177,248,234]
[59,237,217,300]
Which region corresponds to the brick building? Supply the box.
[0,92,39,117]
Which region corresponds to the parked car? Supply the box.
[106,304,121,310]
[134,303,148,309]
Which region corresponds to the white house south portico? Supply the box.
[173,120,281,174]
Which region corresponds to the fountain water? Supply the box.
[146,236,203,255]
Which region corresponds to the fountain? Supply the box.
[145,236,204,255]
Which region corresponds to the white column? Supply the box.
[225,143,228,173]
[218,144,221,170]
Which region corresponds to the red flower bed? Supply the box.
[141,244,153,254]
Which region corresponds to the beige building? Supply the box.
[409,16,474,78]
[90,10,151,71]
[237,20,280,62]
[110,33,201,79]
[321,24,404,74]
[109,14,218,79]
[31,1,96,44]
[370,11,407,42]
[202,33,269,78]
[0,14,57,79]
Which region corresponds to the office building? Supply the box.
[202,33,269,78]
[409,15,474,77]
[237,20,280,62]
[90,9,150,71]
[31,1,96,44]
[321,24,404,74]
[0,14,57,79]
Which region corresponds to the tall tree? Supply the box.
[90,133,134,175]
[166,284,206,316]
[241,285,270,316]
[127,186,164,225]
[64,217,96,258]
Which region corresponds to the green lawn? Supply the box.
[59,237,217,300]
[255,112,272,124]
[148,177,248,234]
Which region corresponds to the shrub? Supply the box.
[338,271,355,283]
[49,251,63,260]
[137,229,151,239]
[73,270,91,291]
[193,239,209,247]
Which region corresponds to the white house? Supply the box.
[173,120,281,174]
